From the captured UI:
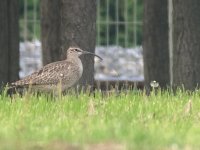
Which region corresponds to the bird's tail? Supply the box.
[5,83,25,96]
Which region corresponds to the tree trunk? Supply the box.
[0,0,19,87]
[173,0,200,90]
[41,0,97,88]
[143,0,169,90]
[40,0,61,65]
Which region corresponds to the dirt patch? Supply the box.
[46,141,126,150]
[84,142,126,150]
[0,140,126,150]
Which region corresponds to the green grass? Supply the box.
[0,89,200,149]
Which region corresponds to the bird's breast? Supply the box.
[62,59,83,88]
[78,62,83,78]
[73,58,83,78]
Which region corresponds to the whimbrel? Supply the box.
[9,47,102,93]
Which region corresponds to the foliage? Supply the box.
[19,0,143,47]
[0,89,200,149]
[19,0,40,41]
[97,0,143,47]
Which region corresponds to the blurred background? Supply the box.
[2,0,198,91]
[18,0,144,85]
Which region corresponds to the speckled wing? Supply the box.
[11,60,74,87]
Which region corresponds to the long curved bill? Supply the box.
[83,51,103,60]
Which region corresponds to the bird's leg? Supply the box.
[75,84,80,99]
[53,80,63,101]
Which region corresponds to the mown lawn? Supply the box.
[0,89,200,150]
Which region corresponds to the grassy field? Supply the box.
[0,89,200,150]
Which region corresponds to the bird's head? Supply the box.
[67,47,84,57]
[67,47,102,60]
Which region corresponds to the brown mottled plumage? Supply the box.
[9,47,102,93]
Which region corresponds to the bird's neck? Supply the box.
[67,55,79,60]
[67,55,81,63]
[67,55,83,76]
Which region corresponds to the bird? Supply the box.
[8,47,102,94]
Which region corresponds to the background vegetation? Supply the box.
[19,0,40,41]
[19,0,143,47]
